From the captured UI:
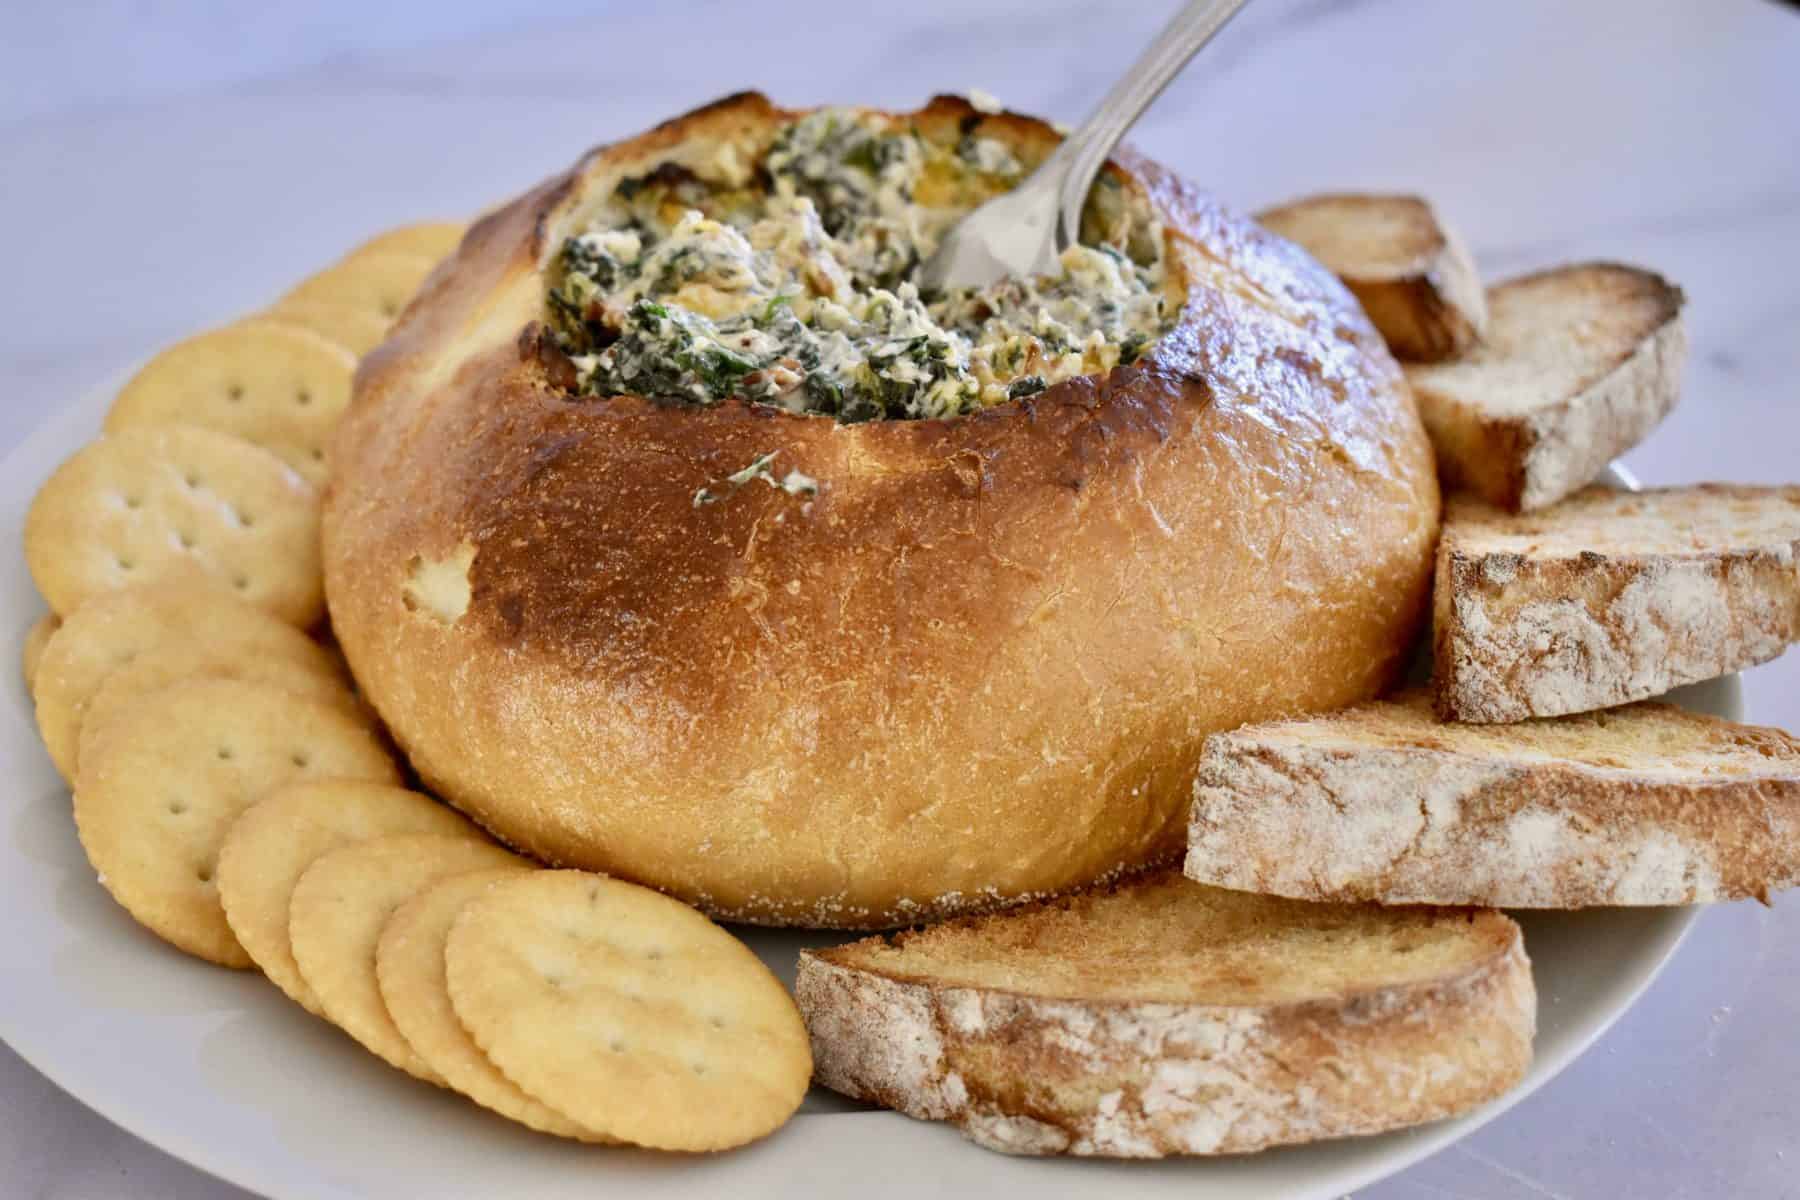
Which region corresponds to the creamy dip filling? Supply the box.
[548,108,1176,422]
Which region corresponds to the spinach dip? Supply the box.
[547,108,1178,422]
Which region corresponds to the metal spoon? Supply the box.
[918,0,1250,293]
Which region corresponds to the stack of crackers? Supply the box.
[17,225,812,1152]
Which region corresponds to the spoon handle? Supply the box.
[1052,0,1250,246]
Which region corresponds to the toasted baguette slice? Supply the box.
[1257,192,1486,362]
[1186,691,1800,907]
[1405,262,1685,512]
[1435,485,1800,722]
[797,872,1533,1158]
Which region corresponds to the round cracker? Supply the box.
[33,581,342,784]
[217,781,482,1016]
[349,221,467,264]
[24,425,322,625]
[266,300,393,358]
[78,644,359,775]
[444,870,812,1151]
[104,320,356,486]
[72,678,400,966]
[377,870,603,1140]
[21,613,59,694]
[275,251,439,335]
[289,834,526,1083]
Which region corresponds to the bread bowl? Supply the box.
[323,92,1441,927]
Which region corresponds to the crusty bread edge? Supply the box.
[796,923,1535,1157]
[1410,269,1687,512]
[1514,307,1686,511]
[1256,194,1487,362]
[1433,498,1800,722]
[1185,722,1800,906]
[1345,216,1487,362]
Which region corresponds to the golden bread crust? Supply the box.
[796,875,1534,1156]
[323,93,1441,927]
[1188,693,1800,906]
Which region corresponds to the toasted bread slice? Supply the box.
[1435,485,1800,722]
[1258,192,1486,361]
[1186,691,1800,907]
[797,872,1533,1157]
[1405,263,1685,512]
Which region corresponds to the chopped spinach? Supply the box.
[693,450,820,507]
[550,107,1175,421]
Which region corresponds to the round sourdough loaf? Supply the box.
[323,93,1441,927]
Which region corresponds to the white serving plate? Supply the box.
[0,381,1731,1200]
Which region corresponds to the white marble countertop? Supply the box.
[2,1,1797,1195]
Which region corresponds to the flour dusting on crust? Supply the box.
[796,927,1534,1157]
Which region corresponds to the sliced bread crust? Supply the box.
[796,873,1534,1157]
[1406,262,1686,512]
[1185,692,1800,907]
[1435,485,1800,722]
[1257,192,1486,362]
